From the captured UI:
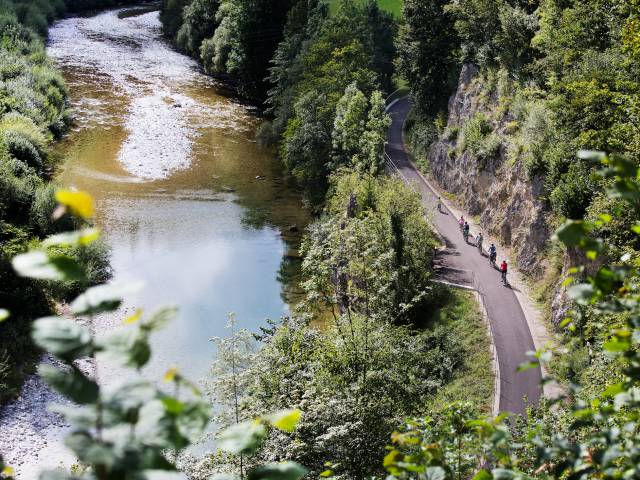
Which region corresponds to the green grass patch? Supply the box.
[427,289,494,413]
[329,0,402,18]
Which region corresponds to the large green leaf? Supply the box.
[38,364,99,405]
[136,400,183,449]
[175,400,211,442]
[568,283,596,305]
[65,431,117,469]
[217,420,268,455]
[554,221,590,247]
[71,282,142,315]
[104,380,158,423]
[248,462,308,480]
[473,470,493,480]
[98,328,151,369]
[12,251,86,282]
[32,317,93,361]
[42,228,100,248]
[49,404,98,429]
[266,409,302,432]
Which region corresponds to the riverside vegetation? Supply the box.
[2,155,640,480]
[2,1,640,480]
[397,0,640,442]
[0,0,145,403]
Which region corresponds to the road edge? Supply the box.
[391,97,562,401]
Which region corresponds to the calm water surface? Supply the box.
[49,6,309,382]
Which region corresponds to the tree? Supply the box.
[331,83,369,169]
[199,0,298,99]
[176,0,220,57]
[160,0,191,39]
[396,0,459,115]
[355,90,391,174]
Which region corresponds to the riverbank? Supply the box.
[0,5,310,476]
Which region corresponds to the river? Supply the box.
[0,5,308,477]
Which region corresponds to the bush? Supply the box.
[29,182,74,235]
[0,167,35,222]
[4,130,43,170]
[0,112,49,155]
[520,100,555,175]
[460,113,501,164]
[549,161,596,219]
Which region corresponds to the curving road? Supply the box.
[385,97,541,415]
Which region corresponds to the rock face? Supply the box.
[428,63,549,276]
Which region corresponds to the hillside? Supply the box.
[1,0,640,479]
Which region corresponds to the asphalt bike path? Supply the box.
[385,97,541,415]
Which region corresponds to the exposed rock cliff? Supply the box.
[427,64,549,276]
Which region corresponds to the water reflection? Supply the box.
[49,6,309,382]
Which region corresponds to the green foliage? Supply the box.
[460,113,501,164]
[273,0,396,202]
[383,151,640,479]
[199,0,298,99]
[331,85,391,174]
[329,0,403,17]
[1,193,307,480]
[445,0,537,70]
[316,173,438,324]
[396,0,458,115]
[176,0,220,56]
[549,160,597,219]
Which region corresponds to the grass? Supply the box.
[427,288,494,413]
[328,0,402,18]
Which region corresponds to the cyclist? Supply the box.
[488,243,497,266]
[476,232,484,253]
[463,221,470,242]
[500,259,508,285]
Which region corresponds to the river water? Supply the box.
[0,5,308,477]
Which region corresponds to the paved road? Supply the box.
[385,97,541,415]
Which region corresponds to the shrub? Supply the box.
[520,100,555,175]
[549,161,596,219]
[4,130,43,170]
[461,112,492,152]
[460,113,501,164]
[0,112,48,155]
[445,124,459,141]
[29,182,74,235]
[0,167,35,222]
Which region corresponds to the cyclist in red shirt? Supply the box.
[500,260,508,285]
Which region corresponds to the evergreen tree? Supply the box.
[396,0,459,115]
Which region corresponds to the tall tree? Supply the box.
[396,0,459,116]
[332,83,369,169]
[176,0,220,56]
[356,90,391,174]
[199,0,298,99]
